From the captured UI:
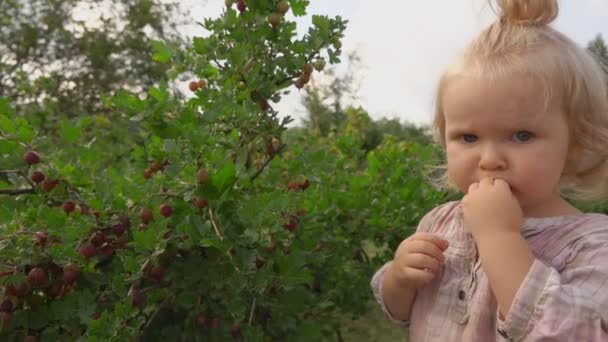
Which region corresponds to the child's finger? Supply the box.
[405,240,446,264]
[403,253,441,273]
[408,232,449,251]
[404,267,437,284]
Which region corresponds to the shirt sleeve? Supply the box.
[497,237,608,341]
[369,201,460,326]
[370,261,410,327]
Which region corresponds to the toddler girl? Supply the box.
[371,0,608,340]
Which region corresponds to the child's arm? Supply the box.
[371,202,456,325]
[381,262,418,321]
[465,220,608,341]
[481,227,608,341]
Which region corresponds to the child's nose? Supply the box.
[478,144,506,171]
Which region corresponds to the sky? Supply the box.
[179,0,608,127]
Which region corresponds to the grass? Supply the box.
[339,302,409,342]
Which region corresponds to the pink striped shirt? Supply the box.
[371,201,608,341]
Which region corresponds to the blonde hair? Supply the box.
[431,0,608,201]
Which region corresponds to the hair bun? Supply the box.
[495,0,559,26]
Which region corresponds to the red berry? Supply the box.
[6,283,30,298]
[277,0,289,14]
[295,77,305,89]
[79,243,97,259]
[268,13,281,28]
[100,243,115,257]
[258,98,270,111]
[140,208,153,224]
[0,300,12,313]
[148,266,165,283]
[264,237,277,253]
[0,311,12,327]
[27,267,48,287]
[93,210,101,219]
[23,151,40,165]
[283,218,297,232]
[196,314,208,329]
[24,336,38,342]
[33,231,48,247]
[197,79,206,89]
[303,63,314,76]
[90,231,106,247]
[159,204,173,218]
[194,197,208,209]
[41,179,58,192]
[63,265,80,285]
[196,169,209,184]
[299,179,310,190]
[143,168,154,180]
[112,222,126,236]
[189,81,198,92]
[148,160,161,172]
[115,234,129,247]
[131,289,145,309]
[119,216,131,229]
[231,324,242,338]
[237,0,246,12]
[287,181,298,191]
[31,171,45,183]
[63,201,76,214]
[298,73,310,84]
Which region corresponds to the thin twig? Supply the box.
[207,208,241,273]
[208,208,224,241]
[249,144,286,182]
[18,169,35,189]
[143,295,172,333]
[248,297,256,326]
[0,187,36,195]
[0,169,20,174]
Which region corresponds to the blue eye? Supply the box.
[462,134,477,143]
[513,131,534,142]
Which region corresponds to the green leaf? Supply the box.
[0,114,15,133]
[0,98,14,116]
[176,290,197,309]
[312,15,330,34]
[290,0,310,16]
[211,162,236,194]
[148,86,168,102]
[111,90,146,114]
[133,229,158,252]
[151,40,171,63]
[199,237,225,250]
[193,37,211,55]
[0,139,18,153]
[60,118,81,143]
[16,124,34,142]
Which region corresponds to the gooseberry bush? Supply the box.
[0,1,447,340]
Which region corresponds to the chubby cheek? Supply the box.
[446,149,473,193]
[515,163,562,196]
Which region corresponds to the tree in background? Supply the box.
[299,51,433,151]
[588,34,608,82]
[0,0,187,119]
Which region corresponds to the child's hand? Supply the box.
[462,177,523,238]
[388,232,449,289]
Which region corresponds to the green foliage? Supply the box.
[588,34,608,77]
[3,1,605,339]
[0,1,444,340]
[0,0,186,120]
